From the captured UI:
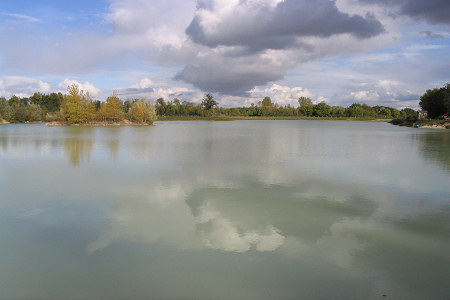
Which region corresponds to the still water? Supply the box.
[0,121,449,299]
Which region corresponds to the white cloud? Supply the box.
[0,12,41,23]
[174,0,396,96]
[0,76,51,98]
[194,201,285,253]
[58,78,101,97]
[130,78,155,89]
[337,79,421,109]
[250,84,316,106]
[118,78,202,103]
[107,0,195,47]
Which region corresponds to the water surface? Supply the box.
[0,121,449,299]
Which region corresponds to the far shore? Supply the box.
[156,115,394,122]
[2,117,449,129]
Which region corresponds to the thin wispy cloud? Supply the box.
[0,12,41,23]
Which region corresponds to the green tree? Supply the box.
[378,106,392,118]
[419,83,450,118]
[389,107,400,119]
[26,104,43,121]
[347,103,364,118]
[30,92,43,106]
[201,93,218,110]
[0,97,12,121]
[313,101,331,117]
[156,98,167,116]
[8,95,27,122]
[298,96,313,116]
[400,108,417,121]
[173,98,186,115]
[261,96,273,107]
[361,104,376,118]
[259,96,275,116]
[331,106,346,118]
[43,93,64,113]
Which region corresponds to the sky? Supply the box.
[0,0,449,109]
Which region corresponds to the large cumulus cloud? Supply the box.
[186,0,384,51]
[175,0,387,96]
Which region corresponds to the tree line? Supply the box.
[1,83,448,124]
[0,84,156,125]
[155,94,417,120]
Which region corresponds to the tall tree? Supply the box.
[62,84,95,124]
[105,91,124,121]
[261,96,273,107]
[156,98,167,116]
[8,95,27,122]
[201,93,218,110]
[298,96,313,116]
[0,97,12,121]
[419,83,449,118]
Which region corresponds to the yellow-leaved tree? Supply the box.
[62,84,95,124]
[128,99,157,124]
[97,91,124,123]
[105,91,124,122]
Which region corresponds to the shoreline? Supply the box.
[2,117,448,129]
[45,120,153,126]
[390,119,450,130]
[156,115,393,122]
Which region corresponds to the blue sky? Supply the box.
[0,0,449,108]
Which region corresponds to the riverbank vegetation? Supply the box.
[0,83,448,127]
[390,83,450,129]
[155,95,410,120]
[390,118,450,129]
[0,84,156,125]
[419,83,450,119]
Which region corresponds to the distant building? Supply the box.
[418,110,428,120]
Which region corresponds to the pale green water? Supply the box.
[0,121,449,300]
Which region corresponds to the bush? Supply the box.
[45,110,66,122]
[128,99,157,124]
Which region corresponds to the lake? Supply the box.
[0,121,449,299]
